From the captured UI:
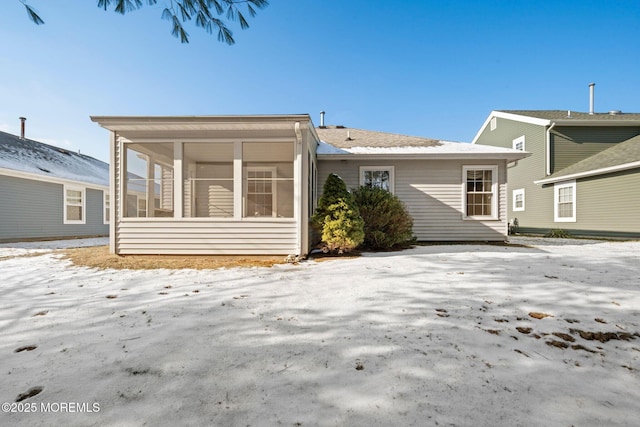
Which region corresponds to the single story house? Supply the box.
[91,114,528,255]
[0,129,110,242]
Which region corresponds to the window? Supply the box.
[64,186,85,224]
[513,188,525,212]
[104,191,110,224]
[360,166,394,193]
[554,181,576,222]
[463,166,498,219]
[124,143,174,218]
[490,117,497,131]
[513,136,525,151]
[242,141,293,218]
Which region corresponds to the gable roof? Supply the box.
[535,134,640,184]
[472,110,640,145]
[0,130,109,187]
[316,126,529,161]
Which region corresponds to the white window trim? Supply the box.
[512,135,525,151]
[64,185,86,225]
[359,166,395,193]
[512,188,525,212]
[103,191,110,224]
[554,181,576,222]
[490,117,497,131]
[462,165,499,220]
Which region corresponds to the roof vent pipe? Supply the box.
[19,117,26,139]
[589,83,595,115]
[320,111,325,127]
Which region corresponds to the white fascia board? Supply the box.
[534,161,640,185]
[0,167,109,191]
[471,111,551,144]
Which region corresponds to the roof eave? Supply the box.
[534,161,640,185]
[318,152,530,161]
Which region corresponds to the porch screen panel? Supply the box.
[124,143,174,218]
[183,143,234,218]
[243,142,294,218]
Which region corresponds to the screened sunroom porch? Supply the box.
[91,115,319,255]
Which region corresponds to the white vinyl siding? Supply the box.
[115,220,298,255]
[64,185,85,224]
[360,166,394,193]
[463,166,499,220]
[319,159,508,241]
[513,188,525,211]
[554,181,576,222]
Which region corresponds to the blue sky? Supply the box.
[1,0,639,162]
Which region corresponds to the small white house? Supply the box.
[91,114,528,255]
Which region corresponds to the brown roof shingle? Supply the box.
[315,126,443,148]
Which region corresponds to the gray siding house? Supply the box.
[92,115,527,255]
[0,130,110,242]
[472,110,640,238]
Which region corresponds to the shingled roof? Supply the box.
[536,134,640,184]
[315,126,443,149]
[0,130,109,187]
[497,110,640,122]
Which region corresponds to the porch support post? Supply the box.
[294,122,303,255]
[109,131,117,254]
[233,140,243,220]
[173,141,183,218]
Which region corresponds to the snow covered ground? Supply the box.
[1,237,638,426]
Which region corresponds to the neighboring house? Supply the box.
[91,115,528,256]
[472,110,640,238]
[0,130,110,242]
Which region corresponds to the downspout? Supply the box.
[294,122,303,255]
[545,122,556,176]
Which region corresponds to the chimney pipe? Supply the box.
[320,111,325,127]
[19,117,26,139]
[589,83,595,115]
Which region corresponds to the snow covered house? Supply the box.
[0,129,110,242]
[91,114,528,255]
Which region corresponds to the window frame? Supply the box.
[512,188,525,212]
[554,181,576,222]
[462,165,499,220]
[243,166,278,218]
[359,166,395,193]
[512,135,525,151]
[103,191,110,224]
[63,185,86,225]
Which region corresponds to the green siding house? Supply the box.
[472,110,640,238]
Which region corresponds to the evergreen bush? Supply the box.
[321,200,365,253]
[312,174,364,253]
[353,186,415,250]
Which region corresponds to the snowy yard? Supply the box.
[1,237,639,426]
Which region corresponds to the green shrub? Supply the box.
[312,174,364,253]
[320,200,365,253]
[311,173,355,231]
[352,186,415,250]
[545,229,571,238]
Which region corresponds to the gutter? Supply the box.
[545,123,556,176]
